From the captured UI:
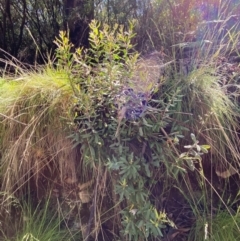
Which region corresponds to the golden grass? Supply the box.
[170,65,240,165]
[0,68,79,198]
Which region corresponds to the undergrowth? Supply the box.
[189,209,240,241]
[0,1,240,240]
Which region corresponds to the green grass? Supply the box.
[188,210,240,241]
[0,196,79,241]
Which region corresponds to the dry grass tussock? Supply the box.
[185,68,240,174]
[0,68,79,199]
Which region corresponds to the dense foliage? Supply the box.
[0,0,240,241]
[1,0,240,63]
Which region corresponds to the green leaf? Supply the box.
[201,145,211,149]
[119,144,123,154]
[186,159,195,171]
[196,144,201,152]
[179,152,188,158]
[190,133,196,142]
[139,127,143,136]
[156,226,164,236]
[143,163,151,177]
[200,146,209,153]
[89,145,95,159]
[184,145,192,149]
[142,118,153,127]
[137,220,144,229]
[182,156,194,160]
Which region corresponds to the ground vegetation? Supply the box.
[0,0,240,241]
